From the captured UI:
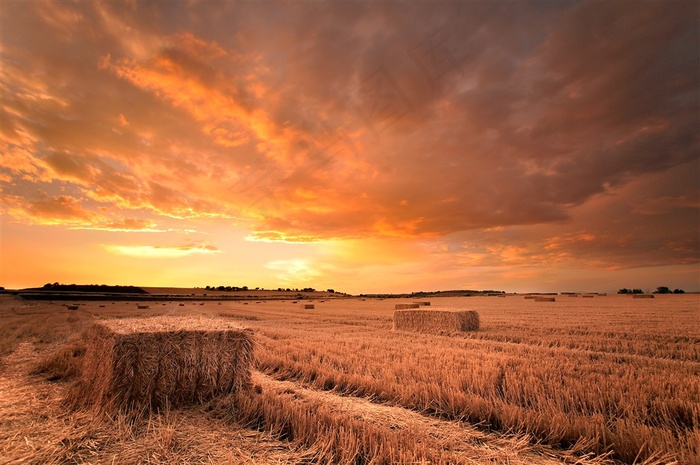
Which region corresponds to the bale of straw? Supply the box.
[137,304,150,309]
[524,296,537,299]
[395,303,420,310]
[534,297,556,302]
[582,295,595,298]
[68,316,254,416]
[412,301,431,306]
[304,304,315,309]
[67,305,79,310]
[633,294,654,299]
[393,308,479,334]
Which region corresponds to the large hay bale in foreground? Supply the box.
[393,308,479,334]
[69,316,254,415]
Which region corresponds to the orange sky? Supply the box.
[1,1,699,294]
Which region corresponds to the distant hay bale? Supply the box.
[524,296,537,299]
[393,308,479,334]
[179,303,185,307]
[395,303,420,310]
[67,305,79,310]
[582,295,595,298]
[633,294,655,299]
[68,316,254,416]
[534,297,556,302]
[304,304,315,309]
[136,304,150,309]
[412,301,431,306]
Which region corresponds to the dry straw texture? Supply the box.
[395,303,420,310]
[393,308,479,334]
[68,316,254,416]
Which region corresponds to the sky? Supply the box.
[1,1,699,294]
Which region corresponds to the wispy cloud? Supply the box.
[103,243,221,259]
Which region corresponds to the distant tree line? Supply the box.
[618,286,684,294]
[205,285,249,291]
[204,285,334,293]
[39,283,146,294]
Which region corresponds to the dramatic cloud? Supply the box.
[1,1,697,292]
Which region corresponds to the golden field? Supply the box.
[0,293,698,464]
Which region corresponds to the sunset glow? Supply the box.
[1,1,698,293]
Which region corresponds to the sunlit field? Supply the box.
[1,293,698,464]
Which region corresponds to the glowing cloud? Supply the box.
[104,243,221,259]
[265,259,323,283]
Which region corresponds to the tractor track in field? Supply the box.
[250,371,614,465]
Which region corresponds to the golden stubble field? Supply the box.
[0,293,698,464]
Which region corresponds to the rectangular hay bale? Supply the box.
[69,316,254,415]
[534,297,556,302]
[393,308,479,334]
[395,303,420,310]
[304,304,315,309]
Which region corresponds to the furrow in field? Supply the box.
[239,371,612,465]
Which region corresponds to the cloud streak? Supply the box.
[103,243,220,259]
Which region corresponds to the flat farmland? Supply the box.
[1,293,698,464]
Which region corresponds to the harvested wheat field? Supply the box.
[1,293,699,464]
